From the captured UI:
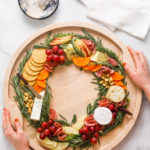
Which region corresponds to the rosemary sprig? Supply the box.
[54,119,70,126]
[33,43,50,49]
[71,114,77,125]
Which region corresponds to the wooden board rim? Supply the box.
[3,21,142,150]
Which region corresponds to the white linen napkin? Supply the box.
[80,0,150,39]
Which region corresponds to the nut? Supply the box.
[30,103,34,107]
[24,97,28,102]
[100,80,104,84]
[24,92,29,97]
[28,108,32,114]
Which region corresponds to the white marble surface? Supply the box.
[0,0,150,150]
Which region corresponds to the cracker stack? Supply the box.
[23,48,47,86]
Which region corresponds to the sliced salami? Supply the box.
[107,57,118,66]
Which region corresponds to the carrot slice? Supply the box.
[114,80,124,86]
[111,72,124,81]
[83,64,96,71]
[37,68,49,80]
[72,57,90,67]
[120,84,127,90]
[37,80,46,88]
[33,83,44,93]
[90,64,102,72]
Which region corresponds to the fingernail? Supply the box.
[14,118,19,122]
[123,62,126,66]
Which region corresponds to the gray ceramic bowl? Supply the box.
[18,0,59,20]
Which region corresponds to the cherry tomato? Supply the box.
[108,104,115,110]
[36,127,43,133]
[49,108,57,120]
[49,126,57,133]
[89,126,95,134]
[46,49,53,55]
[44,129,51,136]
[48,119,54,126]
[47,55,53,62]
[83,126,89,134]
[40,133,46,140]
[52,46,59,53]
[79,128,84,135]
[82,135,87,141]
[91,137,97,144]
[41,121,48,129]
[112,112,117,118]
[95,125,101,131]
[59,55,65,62]
[57,49,64,55]
[94,132,100,138]
[53,54,59,61]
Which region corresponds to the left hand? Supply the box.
[2,108,29,150]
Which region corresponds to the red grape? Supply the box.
[91,137,97,144]
[79,128,84,135]
[112,112,117,118]
[89,126,95,134]
[108,104,115,110]
[48,119,53,126]
[53,54,59,62]
[95,125,101,131]
[83,126,89,134]
[82,135,87,141]
[44,129,51,136]
[52,46,59,53]
[113,107,118,112]
[94,132,100,138]
[36,127,43,133]
[46,49,53,55]
[48,133,53,139]
[49,126,57,133]
[57,49,64,55]
[40,133,46,140]
[41,121,48,129]
[47,55,53,61]
[59,55,65,62]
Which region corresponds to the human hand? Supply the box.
[123,46,150,91]
[2,108,29,150]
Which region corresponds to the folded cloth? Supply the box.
[80,0,150,39]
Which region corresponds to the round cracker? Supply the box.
[30,57,44,67]
[106,85,125,102]
[28,80,36,86]
[24,63,40,76]
[32,48,47,64]
[28,60,43,72]
[22,71,38,81]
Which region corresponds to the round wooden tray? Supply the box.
[3,22,142,150]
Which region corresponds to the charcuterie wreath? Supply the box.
[12,29,131,150]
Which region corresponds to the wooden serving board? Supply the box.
[3,22,142,150]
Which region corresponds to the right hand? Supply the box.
[123,46,150,91]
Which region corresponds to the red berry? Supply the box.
[48,133,53,139]
[46,49,53,55]
[94,132,100,138]
[91,137,97,144]
[82,135,87,141]
[112,112,117,118]
[57,49,64,55]
[59,55,65,62]
[40,133,46,140]
[49,126,57,133]
[44,129,51,136]
[48,119,53,126]
[89,126,95,134]
[53,54,59,62]
[108,104,115,110]
[113,107,118,112]
[83,126,89,134]
[47,55,53,61]
[36,127,43,133]
[41,121,48,129]
[79,128,84,135]
[52,46,59,53]
[95,125,101,131]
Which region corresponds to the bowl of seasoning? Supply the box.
[18,0,59,20]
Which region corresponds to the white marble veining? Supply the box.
[0,0,150,150]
